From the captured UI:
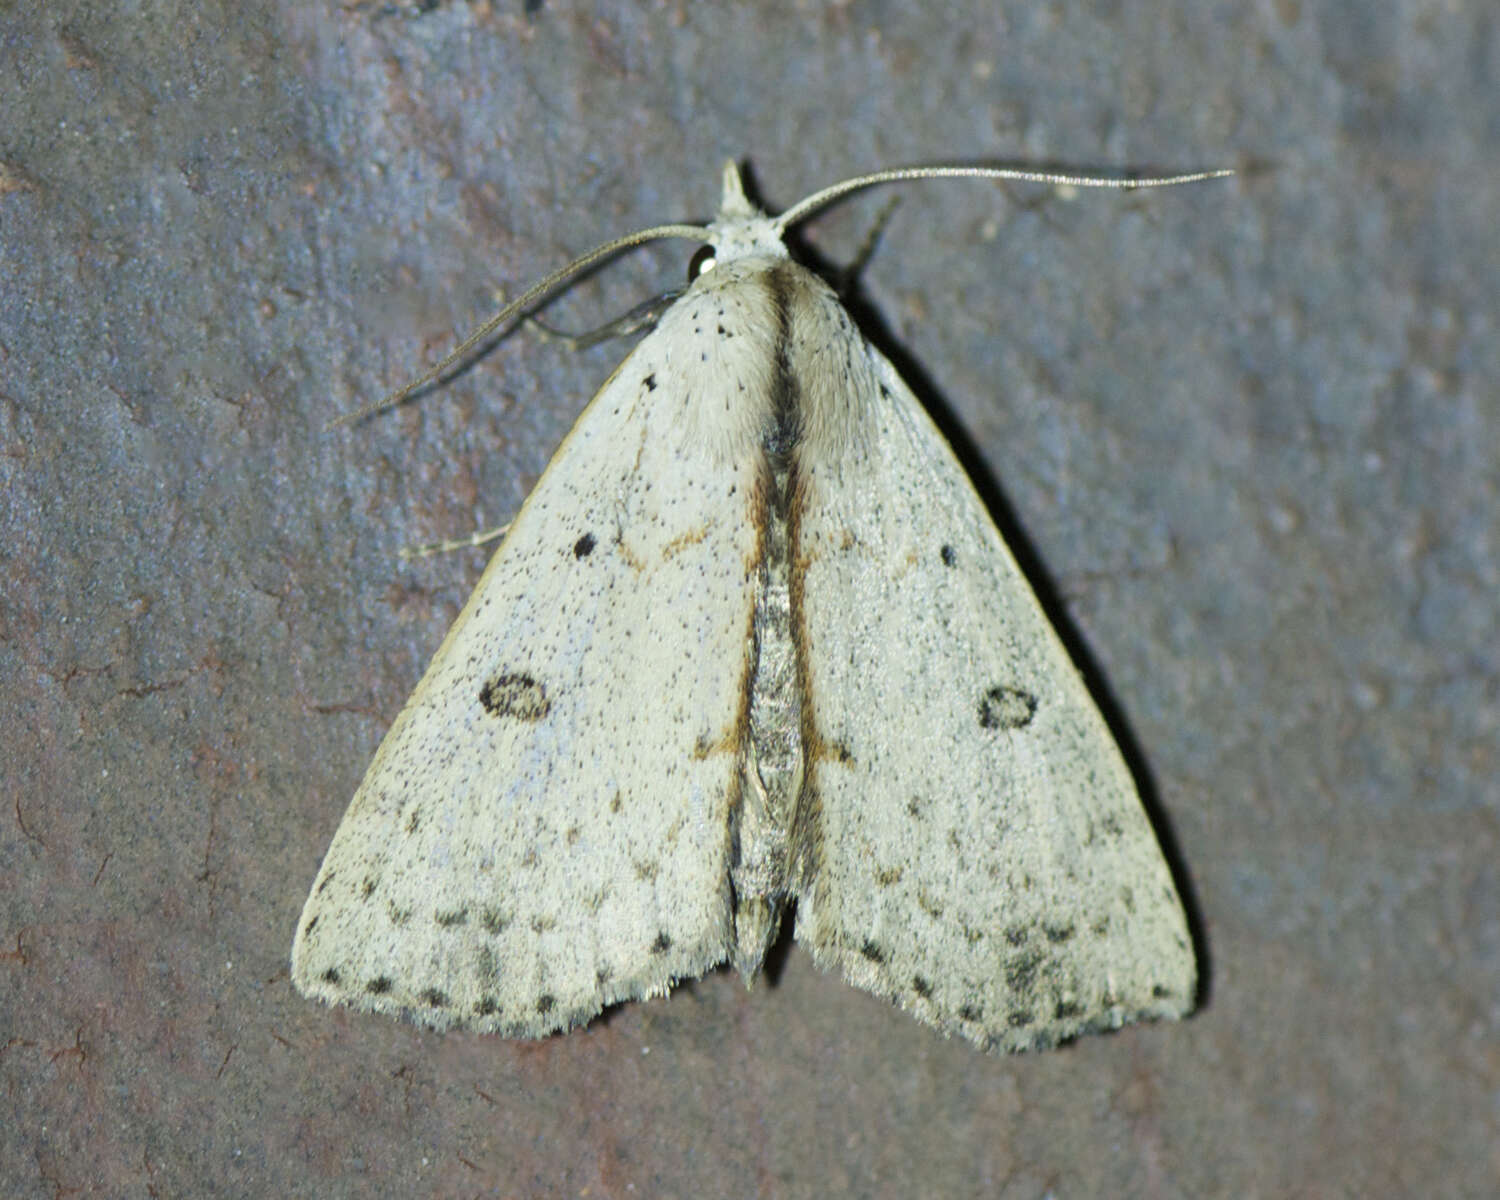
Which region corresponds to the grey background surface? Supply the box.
[2,2,1494,1196]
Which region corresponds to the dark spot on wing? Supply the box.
[1087,812,1128,845]
[405,810,420,835]
[642,372,657,391]
[536,994,556,1015]
[875,866,903,886]
[651,932,672,954]
[419,988,448,1008]
[859,940,886,964]
[316,871,336,894]
[475,997,499,1016]
[940,544,957,567]
[302,915,318,937]
[1005,926,1029,947]
[435,908,468,928]
[1006,951,1043,993]
[912,975,933,999]
[958,1003,983,1022]
[387,904,412,926]
[480,672,551,720]
[320,968,341,985]
[366,976,393,995]
[1044,923,1075,943]
[1153,983,1173,999]
[1009,1009,1034,1027]
[479,907,509,937]
[978,685,1038,730]
[360,877,377,899]
[573,532,596,558]
[1055,998,1084,1019]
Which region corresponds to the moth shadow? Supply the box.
[761,899,798,986]
[765,183,1211,1013]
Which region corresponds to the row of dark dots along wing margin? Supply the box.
[339,921,681,1021]
[864,938,1174,1042]
[415,905,515,933]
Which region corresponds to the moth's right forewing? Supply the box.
[786,271,1195,1052]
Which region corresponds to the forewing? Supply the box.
[788,279,1194,1052]
[292,271,782,1036]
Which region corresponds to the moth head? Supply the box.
[704,159,789,267]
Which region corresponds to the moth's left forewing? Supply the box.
[785,268,1194,1052]
[292,260,786,1035]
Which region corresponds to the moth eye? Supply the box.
[688,244,716,281]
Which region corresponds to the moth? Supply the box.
[293,160,1224,1051]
